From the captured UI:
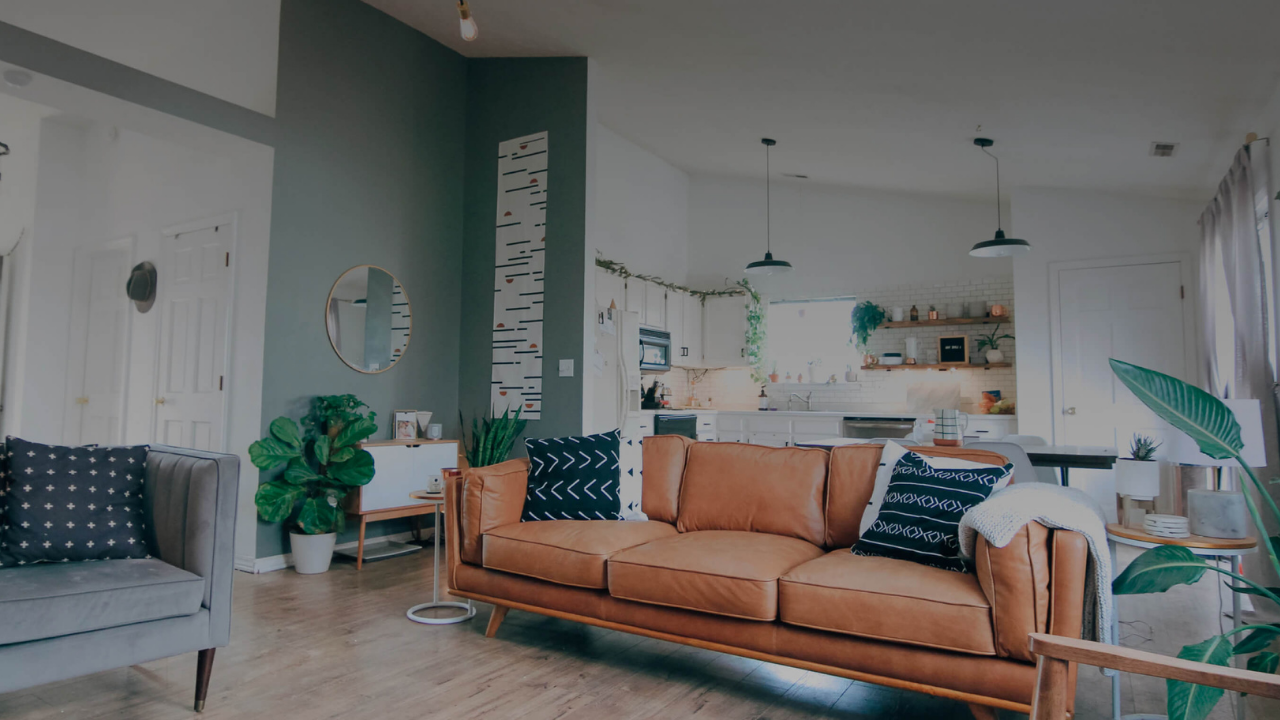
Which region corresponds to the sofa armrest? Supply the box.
[456,459,529,566]
[143,445,239,647]
[975,522,1087,664]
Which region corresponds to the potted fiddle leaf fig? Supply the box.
[249,394,379,574]
[1109,359,1280,720]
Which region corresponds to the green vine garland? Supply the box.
[595,253,746,299]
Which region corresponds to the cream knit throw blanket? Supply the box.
[958,482,1113,645]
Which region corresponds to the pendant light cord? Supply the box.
[765,142,772,253]
[980,145,1002,231]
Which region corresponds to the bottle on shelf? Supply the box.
[909,304,919,322]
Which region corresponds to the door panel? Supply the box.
[1057,261,1185,447]
[154,223,232,452]
[64,240,132,446]
[643,281,665,329]
[683,294,703,367]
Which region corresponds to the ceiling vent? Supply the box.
[1149,141,1178,158]
[782,173,809,179]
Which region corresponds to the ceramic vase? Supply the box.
[985,348,1004,364]
[290,532,337,574]
[1115,459,1160,499]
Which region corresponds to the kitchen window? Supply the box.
[765,297,857,382]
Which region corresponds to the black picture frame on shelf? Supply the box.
[938,335,969,364]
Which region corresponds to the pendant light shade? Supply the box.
[745,138,792,275]
[970,138,1030,258]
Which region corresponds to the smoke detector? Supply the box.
[1149,141,1178,158]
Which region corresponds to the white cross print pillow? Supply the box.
[1,437,150,565]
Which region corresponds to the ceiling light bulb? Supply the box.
[458,1,479,41]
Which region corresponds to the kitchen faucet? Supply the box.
[788,392,812,411]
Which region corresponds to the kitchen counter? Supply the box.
[716,410,1018,420]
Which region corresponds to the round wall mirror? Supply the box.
[325,265,411,373]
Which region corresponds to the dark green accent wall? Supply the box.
[256,0,467,557]
[459,59,590,444]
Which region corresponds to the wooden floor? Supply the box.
[1,546,1277,719]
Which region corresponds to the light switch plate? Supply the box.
[558,359,574,377]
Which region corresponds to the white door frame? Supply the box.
[1047,252,1199,445]
[154,212,240,452]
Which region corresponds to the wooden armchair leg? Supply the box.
[194,648,216,712]
[485,605,509,638]
[1030,654,1070,720]
[967,702,998,720]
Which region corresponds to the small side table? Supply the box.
[1106,523,1257,720]
[405,490,476,625]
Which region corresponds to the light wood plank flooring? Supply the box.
[1,546,1276,719]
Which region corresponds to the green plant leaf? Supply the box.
[1233,625,1280,655]
[1113,546,1208,595]
[296,493,344,534]
[248,436,302,471]
[1108,358,1242,461]
[328,448,375,486]
[1248,651,1279,674]
[333,416,377,450]
[329,446,355,463]
[1167,635,1232,720]
[254,481,306,522]
[283,459,320,485]
[1227,583,1280,599]
[269,417,302,449]
[313,435,331,465]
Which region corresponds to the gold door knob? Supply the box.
[75,397,89,405]
[1064,406,1076,415]
[155,398,166,405]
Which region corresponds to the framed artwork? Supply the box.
[393,410,417,440]
[937,335,969,365]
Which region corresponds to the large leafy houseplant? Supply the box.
[849,301,886,351]
[736,279,767,384]
[459,406,527,468]
[249,394,379,534]
[1108,359,1280,720]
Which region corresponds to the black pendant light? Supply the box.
[970,138,1030,258]
[745,138,792,275]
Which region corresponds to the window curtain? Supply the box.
[1199,145,1280,589]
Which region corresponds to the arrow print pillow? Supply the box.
[1,437,151,565]
[522,429,622,521]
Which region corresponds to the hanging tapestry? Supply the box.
[491,132,547,420]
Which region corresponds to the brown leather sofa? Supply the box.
[443,438,1088,717]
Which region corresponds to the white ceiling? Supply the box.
[366,0,1280,200]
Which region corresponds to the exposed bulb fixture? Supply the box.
[457,1,479,41]
[970,138,1030,258]
[745,138,793,275]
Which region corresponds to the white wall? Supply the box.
[0,0,280,117]
[593,124,690,284]
[687,174,1010,300]
[6,112,273,568]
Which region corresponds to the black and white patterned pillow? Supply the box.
[852,449,1011,573]
[522,430,621,521]
[0,446,13,567]
[1,437,151,565]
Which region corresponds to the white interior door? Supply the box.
[63,238,133,445]
[1054,259,1189,447]
[154,223,233,451]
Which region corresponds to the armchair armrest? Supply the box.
[455,459,529,567]
[143,445,239,647]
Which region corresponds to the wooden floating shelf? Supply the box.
[861,362,1012,372]
[880,317,1011,329]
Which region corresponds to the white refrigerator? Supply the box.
[589,274,641,436]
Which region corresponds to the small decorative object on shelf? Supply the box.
[927,305,939,320]
[415,411,434,438]
[938,335,969,364]
[990,303,1008,317]
[909,304,919,321]
[892,306,905,322]
[974,322,1014,364]
[394,409,417,440]
[1142,514,1190,539]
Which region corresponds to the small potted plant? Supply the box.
[927,305,939,321]
[1116,433,1162,509]
[249,395,379,574]
[974,322,1015,364]
[768,362,779,384]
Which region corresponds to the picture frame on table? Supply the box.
[393,409,418,440]
[937,335,969,365]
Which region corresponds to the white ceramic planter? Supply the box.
[290,532,336,574]
[985,348,1004,364]
[1115,458,1160,500]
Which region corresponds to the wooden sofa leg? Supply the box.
[485,605,509,638]
[967,702,998,720]
[194,648,215,712]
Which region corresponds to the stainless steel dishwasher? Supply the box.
[841,416,916,439]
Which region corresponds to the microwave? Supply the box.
[638,327,672,373]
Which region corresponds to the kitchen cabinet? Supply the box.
[666,291,685,363]
[595,269,624,313]
[683,293,703,367]
[624,280,646,324]
[702,295,748,367]
[965,415,1017,440]
[643,281,666,329]
[747,432,790,447]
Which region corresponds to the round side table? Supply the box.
[405,491,476,625]
[1106,523,1257,720]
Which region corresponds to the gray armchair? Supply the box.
[0,445,238,711]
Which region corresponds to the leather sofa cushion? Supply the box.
[779,551,996,655]
[676,443,828,546]
[483,520,677,589]
[0,558,204,645]
[460,459,529,566]
[608,530,824,621]
[640,435,693,523]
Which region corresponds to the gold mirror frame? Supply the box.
[325,264,412,374]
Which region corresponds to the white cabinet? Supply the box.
[965,415,1017,441]
[682,294,703,367]
[624,279,646,323]
[702,295,748,367]
[595,268,624,313]
[666,291,685,362]
[643,281,666,329]
[747,432,791,447]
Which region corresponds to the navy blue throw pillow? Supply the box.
[1,437,151,565]
[522,430,621,521]
[852,450,1011,573]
